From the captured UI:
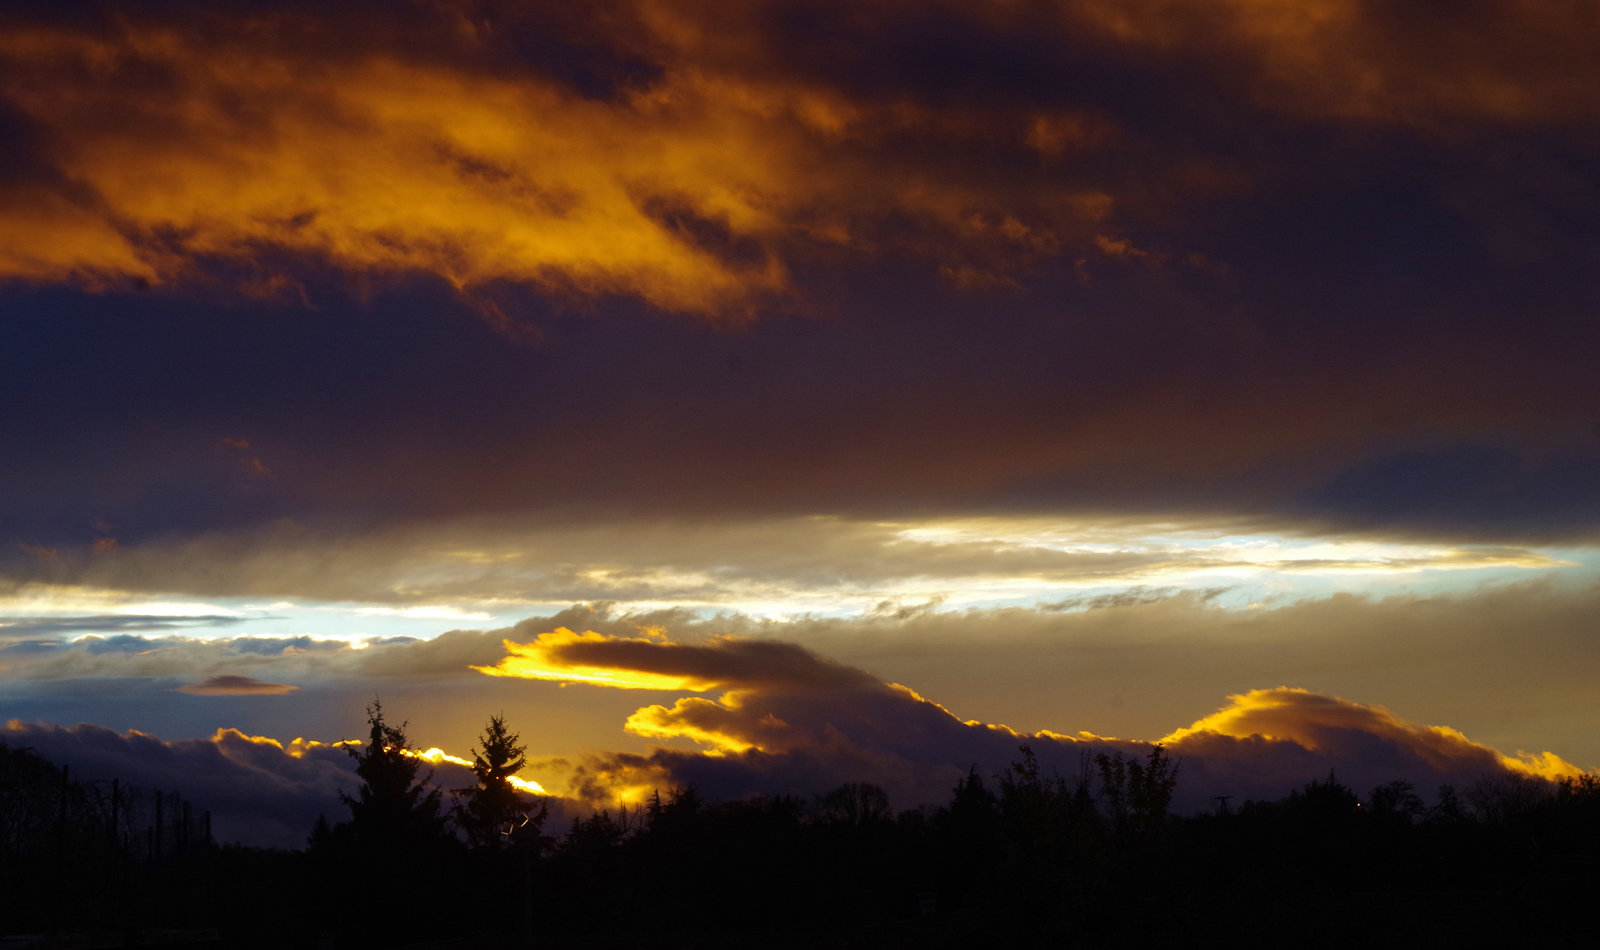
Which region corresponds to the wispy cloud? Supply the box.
[0,517,1573,618]
[0,614,248,638]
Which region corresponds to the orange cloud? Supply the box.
[3,1,1594,325]
[408,746,546,794]
[1163,687,1585,782]
[473,627,724,690]
[474,627,1592,812]
[0,7,1118,318]
[624,693,775,755]
[0,21,786,314]
[473,626,875,693]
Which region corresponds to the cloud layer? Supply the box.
[2,2,1596,853]
[8,625,1581,848]
[494,628,1583,813]
[7,584,1600,772]
[6,1,1599,312]
[2,0,1597,550]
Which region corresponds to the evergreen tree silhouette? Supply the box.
[455,713,546,849]
[340,699,448,851]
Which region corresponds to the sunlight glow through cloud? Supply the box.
[472,627,720,691]
[0,584,245,618]
[1162,687,1585,782]
[409,747,547,794]
[3,520,1585,651]
[2,2,1599,883]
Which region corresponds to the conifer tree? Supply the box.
[341,699,447,850]
[456,713,545,849]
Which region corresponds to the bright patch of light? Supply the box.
[4,517,1592,644]
[352,605,494,621]
[409,746,547,793]
[0,584,243,617]
[473,628,717,691]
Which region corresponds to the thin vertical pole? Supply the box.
[53,764,69,935]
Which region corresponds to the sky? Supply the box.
[3,1,1599,848]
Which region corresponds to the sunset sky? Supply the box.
[3,1,1598,847]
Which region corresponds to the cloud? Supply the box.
[476,626,1586,814]
[0,717,563,850]
[0,614,248,638]
[7,578,1600,772]
[1,7,1597,848]
[476,626,878,693]
[5,619,1587,847]
[177,674,299,696]
[1066,0,1600,126]
[6,2,1590,318]
[1162,688,1586,803]
[0,14,767,314]
[1,2,1597,551]
[0,719,356,848]
[0,3,1098,317]
[0,514,1569,613]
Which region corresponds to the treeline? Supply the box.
[6,707,1600,948]
[0,740,215,939]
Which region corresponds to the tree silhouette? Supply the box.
[340,699,447,851]
[819,781,891,830]
[1369,779,1425,824]
[455,713,546,849]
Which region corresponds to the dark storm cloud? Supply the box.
[0,0,1596,576]
[1297,445,1600,540]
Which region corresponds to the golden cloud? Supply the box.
[1163,687,1586,782]
[3,2,1595,322]
[472,625,1593,813]
[0,8,1122,317]
[473,626,874,693]
[0,24,785,314]
[409,746,546,794]
[473,627,723,690]
[624,695,765,755]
